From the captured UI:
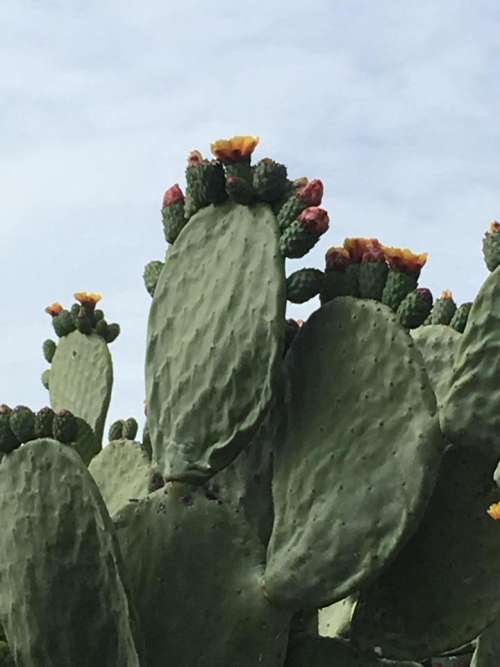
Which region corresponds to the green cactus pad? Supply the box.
[442,266,500,453]
[114,485,291,667]
[411,325,460,411]
[264,298,443,609]
[162,200,186,244]
[109,419,125,442]
[42,339,56,363]
[320,269,358,303]
[284,636,422,667]
[483,227,500,272]
[49,330,112,444]
[0,440,141,666]
[471,617,500,666]
[351,445,500,659]
[279,220,318,258]
[89,439,161,518]
[286,268,324,303]
[397,289,433,329]
[146,201,285,483]
[0,641,13,667]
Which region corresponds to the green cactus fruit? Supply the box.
[42,339,57,363]
[75,306,93,334]
[94,308,104,323]
[105,323,120,343]
[52,309,76,337]
[109,419,124,442]
[358,247,388,300]
[89,439,161,518]
[441,266,500,454]
[70,302,81,322]
[115,486,292,667]
[143,260,164,297]
[286,268,324,303]
[162,184,186,244]
[411,325,460,412]
[41,368,50,390]
[34,407,56,439]
[225,175,255,204]
[9,405,35,443]
[146,201,285,483]
[482,221,500,272]
[285,636,422,667]
[320,247,358,303]
[429,290,457,325]
[95,318,109,339]
[264,298,444,609]
[123,417,138,441]
[351,445,500,660]
[53,409,78,443]
[49,330,113,444]
[381,271,419,311]
[184,152,226,217]
[397,288,433,329]
[277,179,323,232]
[0,406,18,454]
[280,206,329,259]
[252,158,288,202]
[450,301,472,333]
[0,440,143,666]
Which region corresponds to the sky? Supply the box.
[1,0,499,432]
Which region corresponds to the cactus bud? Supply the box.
[325,247,351,272]
[53,410,77,444]
[34,407,56,439]
[297,179,323,207]
[45,303,63,318]
[162,184,185,209]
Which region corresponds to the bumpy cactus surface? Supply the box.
[2,136,500,667]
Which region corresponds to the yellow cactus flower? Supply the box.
[383,246,428,274]
[344,238,382,263]
[74,292,102,307]
[210,135,259,163]
[487,502,500,521]
[45,302,63,317]
[440,289,453,300]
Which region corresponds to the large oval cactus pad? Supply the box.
[411,325,460,410]
[114,485,291,667]
[265,298,444,608]
[471,617,500,666]
[351,445,500,659]
[49,331,113,444]
[442,266,500,452]
[89,439,162,518]
[0,440,141,667]
[146,201,285,482]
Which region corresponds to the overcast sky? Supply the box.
[1,1,498,431]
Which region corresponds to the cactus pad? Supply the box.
[0,440,141,666]
[114,485,291,667]
[49,330,113,444]
[351,445,500,659]
[89,439,161,517]
[146,201,285,482]
[442,266,500,453]
[265,298,444,609]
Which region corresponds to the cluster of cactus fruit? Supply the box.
[3,137,500,667]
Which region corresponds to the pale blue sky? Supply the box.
[1,1,498,430]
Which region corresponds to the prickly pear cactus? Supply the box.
[4,136,500,667]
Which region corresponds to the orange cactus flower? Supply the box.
[383,246,428,274]
[440,289,453,300]
[45,303,63,317]
[343,238,382,263]
[487,502,500,521]
[488,221,500,234]
[74,292,102,307]
[210,135,259,163]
